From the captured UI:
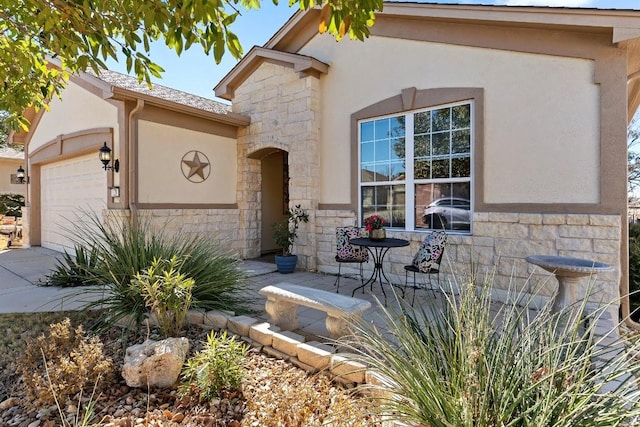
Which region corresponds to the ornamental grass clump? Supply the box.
[132,256,194,338]
[51,210,249,329]
[342,273,640,427]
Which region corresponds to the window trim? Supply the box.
[350,87,484,229]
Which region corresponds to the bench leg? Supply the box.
[326,313,361,339]
[265,298,299,331]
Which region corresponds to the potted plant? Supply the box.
[364,214,387,241]
[272,204,309,273]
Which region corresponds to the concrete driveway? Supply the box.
[0,247,97,313]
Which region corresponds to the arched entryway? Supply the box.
[248,147,289,255]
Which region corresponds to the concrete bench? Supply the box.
[259,282,371,339]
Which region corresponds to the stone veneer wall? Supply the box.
[103,208,245,253]
[232,62,322,266]
[316,211,621,305]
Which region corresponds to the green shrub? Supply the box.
[55,211,250,329]
[0,193,24,217]
[180,330,247,401]
[18,318,114,406]
[343,277,640,426]
[132,256,194,338]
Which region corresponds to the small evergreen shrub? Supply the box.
[0,193,24,217]
[17,318,114,406]
[132,256,194,338]
[180,330,247,401]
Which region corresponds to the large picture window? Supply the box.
[359,101,472,232]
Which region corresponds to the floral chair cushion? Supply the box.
[336,227,369,262]
[412,231,447,273]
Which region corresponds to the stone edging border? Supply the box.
[180,309,375,387]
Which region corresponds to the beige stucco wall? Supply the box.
[137,121,237,204]
[28,81,119,153]
[0,158,26,195]
[299,36,600,205]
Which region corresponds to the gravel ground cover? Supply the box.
[0,311,380,427]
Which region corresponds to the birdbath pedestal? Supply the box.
[526,255,612,315]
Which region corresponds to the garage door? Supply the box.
[41,154,106,252]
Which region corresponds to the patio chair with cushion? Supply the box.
[334,226,369,293]
[404,231,447,305]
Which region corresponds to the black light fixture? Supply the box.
[16,165,25,184]
[99,142,119,172]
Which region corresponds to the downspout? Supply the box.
[128,99,144,223]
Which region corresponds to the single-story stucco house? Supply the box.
[11,2,640,319]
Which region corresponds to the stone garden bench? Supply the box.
[259,282,371,339]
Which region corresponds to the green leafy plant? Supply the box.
[343,275,640,427]
[18,318,114,407]
[132,256,194,338]
[0,193,24,217]
[272,204,309,256]
[56,211,249,329]
[180,330,247,402]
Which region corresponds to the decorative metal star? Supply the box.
[182,152,210,181]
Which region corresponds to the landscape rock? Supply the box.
[121,337,189,388]
[0,397,19,410]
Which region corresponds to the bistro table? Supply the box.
[526,255,612,319]
[349,237,410,304]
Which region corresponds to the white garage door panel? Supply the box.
[41,154,106,252]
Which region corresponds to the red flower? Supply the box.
[363,214,386,232]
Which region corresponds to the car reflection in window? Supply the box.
[422,197,471,231]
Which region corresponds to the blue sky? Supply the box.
[106,0,640,100]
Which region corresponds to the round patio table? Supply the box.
[526,255,612,315]
[349,237,410,304]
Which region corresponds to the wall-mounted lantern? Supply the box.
[16,165,26,184]
[99,142,119,172]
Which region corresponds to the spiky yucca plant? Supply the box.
[343,274,640,427]
[57,210,250,328]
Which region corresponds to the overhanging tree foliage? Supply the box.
[0,0,383,131]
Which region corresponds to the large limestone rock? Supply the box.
[122,337,189,388]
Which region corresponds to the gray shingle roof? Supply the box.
[92,69,231,115]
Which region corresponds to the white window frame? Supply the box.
[358,100,474,234]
